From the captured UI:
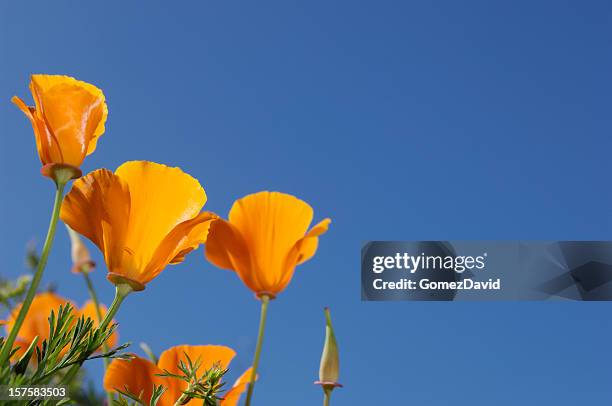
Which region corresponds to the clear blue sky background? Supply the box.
[1,1,612,404]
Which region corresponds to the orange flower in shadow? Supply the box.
[5,292,118,360]
[12,75,107,180]
[60,161,216,291]
[205,191,330,298]
[104,345,253,406]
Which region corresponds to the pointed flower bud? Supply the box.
[315,307,342,391]
[66,225,95,273]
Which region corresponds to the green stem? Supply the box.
[0,182,65,366]
[173,384,193,406]
[83,273,113,406]
[244,295,270,406]
[61,284,131,385]
[323,388,332,406]
[98,284,130,331]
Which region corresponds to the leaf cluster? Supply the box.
[0,302,130,405]
[0,274,32,310]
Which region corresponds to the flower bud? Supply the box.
[315,307,342,391]
[66,225,95,273]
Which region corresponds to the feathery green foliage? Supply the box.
[0,298,130,405]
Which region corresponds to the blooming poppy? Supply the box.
[5,292,118,360]
[205,191,331,298]
[11,74,107,181]
[60,160,216,291]
[104,345,253,406]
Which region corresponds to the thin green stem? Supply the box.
[323,388,332,406]
[61,284,131,385]
[244,295,270,406]
[0,182,65,366]
[173,384,192,406]
[83,273,103,322]
[98,284,130,331]
[83,272,113,406]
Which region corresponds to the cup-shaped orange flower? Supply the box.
[205,191,331,298]
[104,345,253,406]
[5,292,118,360]
[60,160,216,292]
[12,74,107,181]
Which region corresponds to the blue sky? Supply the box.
[1,1,612,404]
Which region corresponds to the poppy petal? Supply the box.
[204,219,257,290]
[114,161,206,278]
[296,218,332,265]
[30,75,106,166]
[220,367,255,406]
[228,191,313,292]
[60,169,131,274]
[157,345,236,377]
[141,211,216,283]
[104,356,174,405]
[5,293,73,360]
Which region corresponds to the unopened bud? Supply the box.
[315,307,342,391]
[66,226,95,273]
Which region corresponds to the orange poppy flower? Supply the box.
[60,160,216,291]
[11,74,107,180]
[205,191,331,298]
[104,345,253,406]
[5,292,118,360]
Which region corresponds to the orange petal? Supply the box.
[30,75,107,154]
[104,356,178,406]
[115,161,207,282]
[277,218,331,292]
[228,191,314,294]
[6,292,72,344]
[30,75,106,167]
[141,211,216,284]
[60,169,131,275]
[11,96,34,120]
[205,218,256,289]
[12,95,55,164]
[296,218,332,265]
[157,345,236,378]
[221,367,256,406]
[5,292,74,361]
[80,300,118,349]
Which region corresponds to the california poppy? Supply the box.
[205,191,331,298]
[11,74,107,181]
[5,292,118,359]
[60,160,216,291]
[205,191,329,405]
[104,345,253,406]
